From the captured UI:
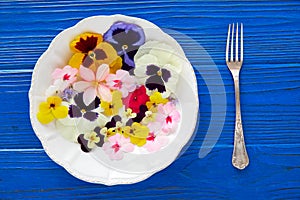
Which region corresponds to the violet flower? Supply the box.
[103,21,145,73]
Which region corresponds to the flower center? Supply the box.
[92,80,99,87]
[49,103,55,108]
[88,51,96,59]
[157,70,162,76]
[81,109,86,113]
[166,116,172,124]
[63,73,71,81]
[112,143,120,153]
[113,80,122,89]
[90,135,96,141]
[122,44,128,50]
[147,132,156,141]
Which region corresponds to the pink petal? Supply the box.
[111,151,124,160]
[164,102,176,114]
[79,66,95,81]
[121,143,134,152]
[73,81,92,92]
[68,66,78,76]
[170,110,181,122]
[69,77,77,84]
[96,64,109,81]
[97,84,112,102]
[83,87,97,105]
[116,70,129,81]
[52,68,63,79]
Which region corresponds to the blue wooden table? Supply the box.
[1,0,300,199]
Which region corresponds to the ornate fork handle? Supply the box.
[232,78,249,169]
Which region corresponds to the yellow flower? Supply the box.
[101,91,123,116]
[123,122,149,147]
[68,32,103,69]
[37,96,68,124]
[142,111,156,125]
[68,32,122,74]
[146,91,168,112]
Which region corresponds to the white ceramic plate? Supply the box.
[29,14,198,185]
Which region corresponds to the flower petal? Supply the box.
[97,84,112,102]
[68,105,82,118]
[37,112,54,124]
[52,106,68,119]
[145,75,165,93]
[96,64,109,81]
[83,111,98,121]
[83,87,97,106]
[73,81,93,92]
[39,102,51,113]
[68,53,86,69]
[79,66,95,81]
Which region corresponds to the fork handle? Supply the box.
[232,78,249,170]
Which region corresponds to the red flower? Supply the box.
[123,86,149,113]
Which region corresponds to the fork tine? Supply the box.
[241,23,243,62]
[236,23,239,62]
[231,23,234,61]
[226,24,231,62]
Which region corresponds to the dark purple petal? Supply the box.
[77,134,91,152]
[145,75,166,93]
[74,92,100,111]
[96,134,105,147]
[131,105,148,123]
[86,96,100,111]
[161,68,171,82]
[105,115,122,128]
[146,65,160,76]
[121,53,135,74]
[82,55,93,68]
[94,49,107,60]
[75,36,98,53]
[83,111,98,121]
[69,105,82,118]
[94,126,101,134]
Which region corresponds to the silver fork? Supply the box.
[226,23,249,170]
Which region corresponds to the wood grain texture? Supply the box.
[0,0,300,199]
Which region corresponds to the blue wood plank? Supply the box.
[0,0,300,199]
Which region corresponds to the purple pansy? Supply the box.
[104,21,145,73]
[144,65,171,93]
[68,92,100,121]
[77,127,105,152]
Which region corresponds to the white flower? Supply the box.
[134,41,183,95]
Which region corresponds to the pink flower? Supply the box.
[106,69,137,98]
[143,132,169,152]
[51,65,78,91]
[73,64,112,105]
[156,102,180,134]
[102,133,135,160]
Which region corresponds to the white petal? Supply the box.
[134,41,156,60]
[56,120,79,142]
[79,66,95,81]
[73,81,92,92]
[45,85,59,96]
[135,54,159,70]
[98,85,112,102]
[96,64,109,81]
[83,87,97,105]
